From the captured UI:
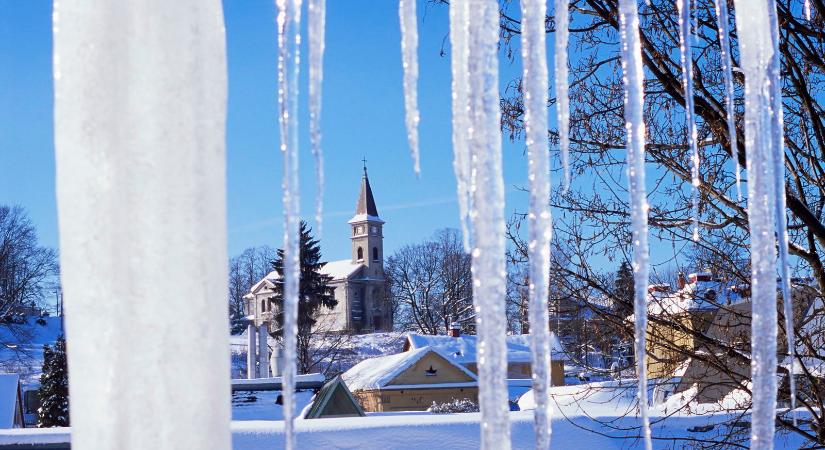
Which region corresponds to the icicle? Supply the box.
[277,0,303,448]
[53,1,231,449]
[767,0,797,425]
[309,0,326,236]
[450,0,473,252]
[732,0,780,447]
[677,0,701,241]
[521,0,553,447]
[400,0,421,176]
[467,0,511,447]
[713,0,741,202]
[617,0,653,448]
[555,0,570,191]
[805,0,812,21]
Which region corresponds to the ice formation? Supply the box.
[450,0,473,252]
[616,0,653,448]
[400,0,421,176]
[466,0,511,447]
[309,0,327,235]
[277,0,304,448]
[677,0,701,241]
[521,0,554,447]
[555,0,570,191]
[712,0,741,201]
[731,0,781,447]
[52,1,231,449]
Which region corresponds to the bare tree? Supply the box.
[228,246,276,334]
[0,205,58,323]
[386,229,473,334]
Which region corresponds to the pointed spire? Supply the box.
[356,160,379,217]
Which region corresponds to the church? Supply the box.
[244,166,392,346]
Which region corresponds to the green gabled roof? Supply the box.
[304,375,365,419]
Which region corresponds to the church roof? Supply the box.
[248,260,362,295]
[356,168,379,217]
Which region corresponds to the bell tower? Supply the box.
[349,161,384,275]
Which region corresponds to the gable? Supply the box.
[387,351,475,387]
[304,376,365,419]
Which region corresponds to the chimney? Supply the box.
[449,321,461,338]
[677,272,686,290]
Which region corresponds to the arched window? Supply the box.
[372,247,379,262]
[357,247,363,260]
[260,299,266,313]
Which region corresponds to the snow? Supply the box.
[308,0,327,236]
[676,0,701,242]
[616,0,652,446]
[342,346,477,392]
[732,0,783,446]
[0,374,19,429]
[0,317,63,386]
[449,0,472,252]
[646,278,745,316]
[347,214,385,224]
[232,390,317,421]
[399,0,420,176]
[256,259,360,286]
[276,0,304,446]
[52,1,231,449]
[406,333,565,366]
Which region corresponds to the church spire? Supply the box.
[356,160,379,217]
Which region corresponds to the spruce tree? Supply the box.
[37,336,69,427]
[269,221,336,372]
[613,261,635,317]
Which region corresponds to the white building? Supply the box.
[243,166,392,378]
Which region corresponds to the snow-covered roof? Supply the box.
[647,278,745,316]
[0,375,19,429]
[347,214,384,224]
[405,333,566,365]
[342,346,477,391]
[248,260,363,295]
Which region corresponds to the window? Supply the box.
[370,225,378,234]
[372,247,379,262]
[357,247,363,260]
[260,299,266,313]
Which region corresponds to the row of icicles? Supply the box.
[275,0,801,448]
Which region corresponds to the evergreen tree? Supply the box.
[613,261,635,318]
[269,221,337,372]
[37,336,69,427]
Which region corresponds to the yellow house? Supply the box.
[342,346,479,412]
[402,331,565,386]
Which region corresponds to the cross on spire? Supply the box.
[362,157,368,176]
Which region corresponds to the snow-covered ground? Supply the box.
[0,317,63,388]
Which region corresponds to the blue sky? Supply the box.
[0,0,539,263]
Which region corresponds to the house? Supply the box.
[0,374,25,428]
[342,346,479,412]
[242,165,393,378]
[402,325,566,385]
[302,376,365,419]
[645,272,819,404]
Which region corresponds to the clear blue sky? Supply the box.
[0,0,540,263]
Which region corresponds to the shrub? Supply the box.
[426,398,479,414]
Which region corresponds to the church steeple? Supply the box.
[349,161,384,268]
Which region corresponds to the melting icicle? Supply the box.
[677,0,701,241]
[732,0,781,447]
[450,0,473,252]
[309,0,326,235]
[555,0,570,191]
[277,0,303,448]
[767,0,797,425]
[521,0,553,447]
[467,0,511,447]
[805,0,812,21]
[53,1,231,449]
[713,0,741,201]
[617,0,653,448]
[399,0,421,176]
